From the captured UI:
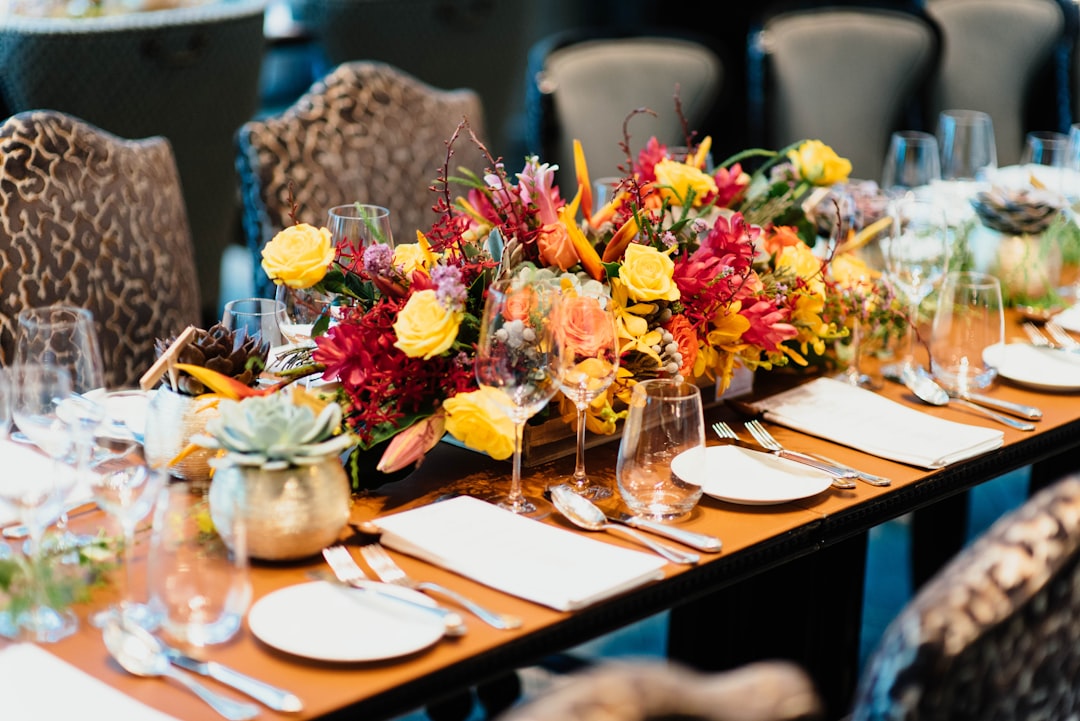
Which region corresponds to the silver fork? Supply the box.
[1024,321,1080,355]
[743,421,857,489]
[321,546,467,635]
[1045,321,1080,351]
[1023,321,1052,346]
[359,542,523,630]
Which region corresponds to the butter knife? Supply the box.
[163,646,303,713]
[714,437,858,489]
[602,511,722,553]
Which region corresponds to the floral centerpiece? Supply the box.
[258,119,880,489]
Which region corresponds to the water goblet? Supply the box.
[882,196,951,378]
[930,271,1005,394]
[881,130,941,194]
[0,364,79,642]
[554,294,618,500]
[616,379,705,522]
[474,277,562,517]
[327,203,394,251]
[88,447,167,630]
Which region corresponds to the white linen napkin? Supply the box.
[0,439,94,527]
[373,496,668,611]
[0,643,180,720]
[746,377,1004,469]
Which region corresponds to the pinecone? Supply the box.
[970,186,1065,235]
[155,323,270,395]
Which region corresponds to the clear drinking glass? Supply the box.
[88,448,167,630]
[327,203,394,249]
[1021,130,1070,196]
[554,294,618,500]
[148,482,251,649]
[474,278,562,517]
[222,297,288,353]
[881,130,941,194]
[930,271,1004,393]
[616,379,705,522]
[882,196,951,378]
[936,109,997,183]
[275,284,333,346]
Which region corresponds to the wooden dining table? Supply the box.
[9,316,1080,721]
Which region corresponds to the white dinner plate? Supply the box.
[247,581,444,662]
[84,388,149,440]
[671,444,833,505]
[982,342,1080,392]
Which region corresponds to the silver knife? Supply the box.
[804,453,892,487]
[714,437,858,489]
[163,646,304,713]
[946,390,1042,420]
[603,511,722,553]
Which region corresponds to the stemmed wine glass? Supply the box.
[831,210,890,390]
[554,293,618,500]
[1,364,79,642]
[88,446,166,630]
[474,277,563,517]
[882,196,951,379]
[222,297,288,368]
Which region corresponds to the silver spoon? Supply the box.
[549,484,700,565]
[901,368,1036,432]
[102,620,259,720]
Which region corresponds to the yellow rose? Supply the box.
[618,243,680,302]
[392,290,461,360]
[654,159,718,207]
[443,387,515,460]
[260,223,335,289]
[775,242,826,298]
[393,243,432,275]
[787,140,852,186]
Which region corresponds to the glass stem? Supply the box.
[901,297,920,371]
[507,420,526,512]
[120,521,136,615]
[571,403,588,490]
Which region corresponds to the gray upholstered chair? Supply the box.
[0,0,267,322]
[0,110,201,389]
[748,3,941,182]
[235,60,485,299]
[926,0,1066,167]
[495,659,823,721]
[526,29,723,187]
[850,475,1080,720]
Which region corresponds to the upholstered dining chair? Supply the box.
[849,475,1080,720]
[747,2,941,182]
[0,0,267,322]
[524,28,723,187]
[0,110,201,389]
[925,0,1066,167]
[495,659,823,721]
[235,60,485,299]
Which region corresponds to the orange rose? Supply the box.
[502,285,535,321]
[560,296,614,357]
[536,222,580,270]
[664,314,698,377]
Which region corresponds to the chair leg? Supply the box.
[910,492,968,590]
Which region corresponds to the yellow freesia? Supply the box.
[787,140,852,186]
[653,159,718,207]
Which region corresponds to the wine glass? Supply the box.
[222,297,288,367]
[1,364,79,642]
[881,130,941,194]
[275,284,333,347]
[936,109,997,186]
[882,196,951,379]
[831,214,890,390]
[327,203,394,249]
[474,278,563,517]
[88,446,167,630]
[1021,130,1070,196]
[554,294,618,500]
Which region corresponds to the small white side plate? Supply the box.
[672,445,833,505]
[982,342,1080,392]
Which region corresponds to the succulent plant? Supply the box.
[971,186,1065,236]
[193,390,355,470]
[156,323,269,395]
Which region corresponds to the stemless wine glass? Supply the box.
[881,130,941,194]
[937,109,997,183]
[222,297,288,354]
[327,203,394,249]
[554,294,618,500]
[882,196,951,378]
[474,277,562,517]
[930,271,1005,394]
[616,379,705,522]
[1021,130,1070,196]
[88,447,167,629]
[148,482,251,650]
[1,364,79,642]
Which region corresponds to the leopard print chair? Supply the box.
[851,476,1080,720]
[236,60,486,299]
[495,659,822,721]
[0,110,201,388]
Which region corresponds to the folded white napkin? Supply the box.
[1052,304,1080,334]
[0,643,180,720]
[373,496,668,611]
[0,439,94,527]
[747,377,1003,469]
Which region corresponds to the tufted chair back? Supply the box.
[235,60,485,299]
[851,476,1080,720]
[925,0,1065,167]
[0,110,201,389]
[748,3,941,182]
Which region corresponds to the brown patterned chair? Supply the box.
[235,60,486,299]
[850,476,1080,720]
[0,110,201,389]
